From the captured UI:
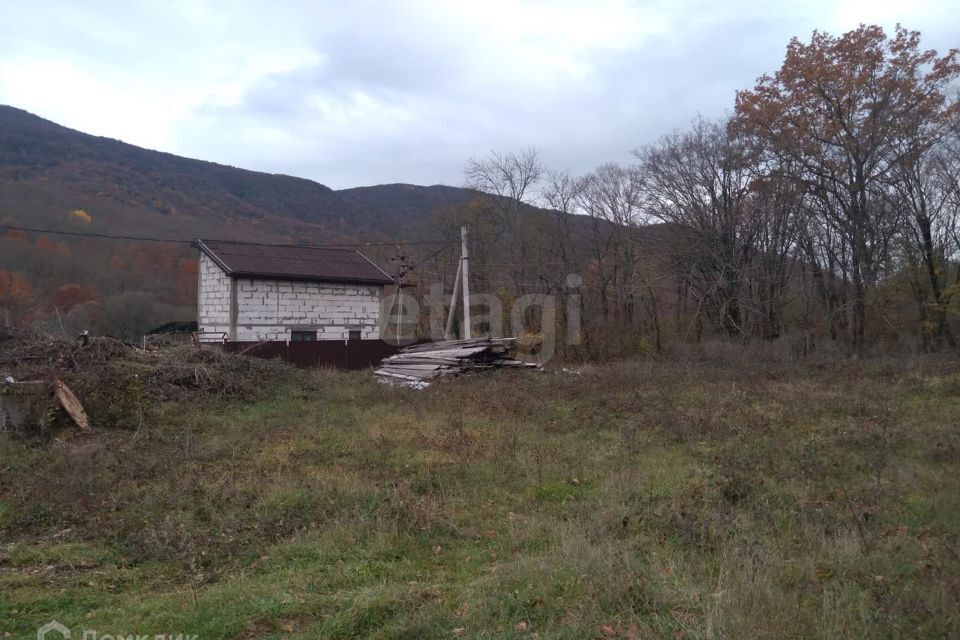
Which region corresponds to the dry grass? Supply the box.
[1,351,959,638]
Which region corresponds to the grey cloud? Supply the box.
[4,1,955,189]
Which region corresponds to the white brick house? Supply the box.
[194,239,394,342]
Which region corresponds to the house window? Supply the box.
[348,329,362,341]
[291,330,317,342]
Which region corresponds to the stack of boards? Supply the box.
[375,338,539,387]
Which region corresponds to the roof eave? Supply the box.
[229,272,393,286]
[193,239,234,275]
[354,250,396,283]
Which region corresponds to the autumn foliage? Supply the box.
[49,283,99,311]
[0,270,34,305]
[35,236,71,257]
[733,25,960,351]
[69,208,93,224]
[0,229,196,337]
[0,269,35,324]
[434,25,960,357]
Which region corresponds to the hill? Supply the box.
[0,106,507,336]
[338,183,487,234]
[0,105,679,340]
[0,105,483,242]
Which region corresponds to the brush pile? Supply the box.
[1,329,291,433]
[375,338,539,386]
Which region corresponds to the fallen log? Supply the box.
[54,379,92,433]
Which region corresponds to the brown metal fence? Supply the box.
[221,339,428,370]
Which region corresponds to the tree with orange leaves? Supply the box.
[35,236,71,257]
[69,209,93,224]
[0,269,35,325]
[49,283,99,312]
[734,25,960,352]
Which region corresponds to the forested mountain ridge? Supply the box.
[1,106,632,340]
[338,183,488,234]
[0,105,509,336]
[0,104,484,240]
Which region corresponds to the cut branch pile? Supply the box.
[1,329,293,433]
[375,338,539,386]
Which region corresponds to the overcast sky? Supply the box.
[1,1,956,189]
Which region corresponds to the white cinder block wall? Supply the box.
[197,253,383,342]
[234,278,382,341]
[198,252,231,339]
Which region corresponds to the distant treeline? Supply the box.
[0,228,196,339]
[409,25,960,357]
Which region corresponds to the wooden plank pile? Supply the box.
[374,338,538,386]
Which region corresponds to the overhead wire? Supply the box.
[0,223,449,248]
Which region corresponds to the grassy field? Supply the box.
[2,354,959,638]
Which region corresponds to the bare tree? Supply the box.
[464,149,544,294]
[746,173,805,340]
[541,170,587,355]
[576,163,644,324]
[892,133,960,348]
[636,118,758,338]
[540,170,587,286]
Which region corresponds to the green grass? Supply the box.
[2,356,959,638]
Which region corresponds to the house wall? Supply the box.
[197,252,232,341]
[196,252,383,342]
[233,279,383,342]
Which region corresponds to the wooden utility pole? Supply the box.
[444,258,462,340]
[460,226,471,339]
[390,254,411,346]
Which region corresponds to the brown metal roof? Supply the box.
[194,239,394,285]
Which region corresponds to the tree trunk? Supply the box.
[918,216,955,349]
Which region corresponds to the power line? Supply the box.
[2,223,798,288]
[0,224,449,248]
[408,242,458,270]
[2,224,188,244]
